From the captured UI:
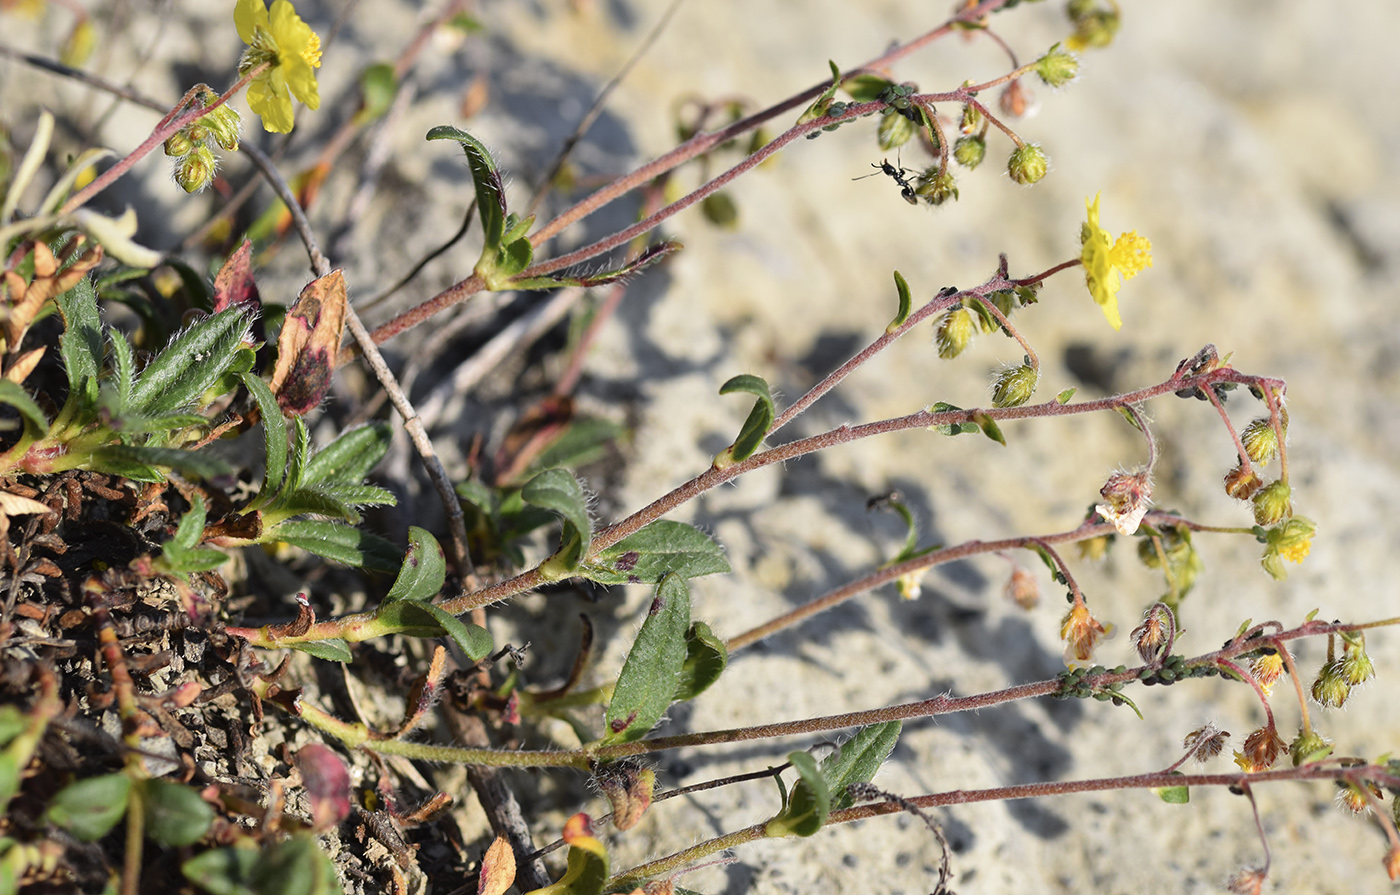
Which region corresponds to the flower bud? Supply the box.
[1223,464,1263,500]
[1007,143,1048,185]
[1034,44,1080,88]
[1234,726,1285,772]
[594,760,655,831]
[1240,418,1279,464]
[1335,782,1373,816]
[1340,637,1375,687]
[185,124,209,146]
[201,105,243,152]
[1251,480,1291,526]
[1130,603,1172,663]
[1249,651,1284,695]
[952,135,986,169]
[958,103,983,135]
[176,145,217,193]
[915,166,958,206]
[164,130,195,158]
[991,364,1038,408]
[1311,660,1351,708]
[934,307,975,359]
[1289,729,1332,766]
[877,111,915,151]
[1066,1,1121,51]
[1005,566,1039,610]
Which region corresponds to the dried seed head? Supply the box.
[1182,722,1229,763]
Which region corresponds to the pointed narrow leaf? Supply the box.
[371,601,494,661]
[292,639,353,663]
[522,468,591,580]
[505,241,681,291]
[971,410,1006,446]
[926,401,979,436]
[0,380,48,432]
[886,270,912,333]
[268,520,400,570]
[426,126,508,255]
[301,421,392,486]
[602,574,691,744]
[422,603,494,662]
[672,621,728,702]
[384,527,447,603]
[580,520,729,585]
[240,372,287,503]
[1056,387,1076,404]
[92,445,230,480]
[714,374,775,468]
[56,275,101,419]
[108,328,136,411]
[821,721,901,810]
[128,308,252,416]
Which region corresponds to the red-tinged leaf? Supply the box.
[478,835,516,895]
[270,270,347,416]
[212,240,260,314]
[295,743,352,832]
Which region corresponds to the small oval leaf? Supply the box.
[602,574,691,744]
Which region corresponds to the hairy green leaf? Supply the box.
[55,275,101,424]
[522,468,591,580]
[887,270,912,332]
[268,520,400,571]
[972,410,1006,446]
[714,374,775,468]
[673,621,728,702]
[240,371,287,504]
[766,750,828,838]
[128,307,251,416]
[0,380,48,433]
[927,401,979,436]
[384,527,447,603]
[580,520,729,585]
[603,574,691,744]
[373,601,493,661]
[506,240,681,292]
[822,721,902,810]
[108,327,136,411]
[301,421,392,486]
[91,445,230,481]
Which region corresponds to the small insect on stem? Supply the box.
[855,158,919,206]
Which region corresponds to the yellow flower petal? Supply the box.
[1079,193,1151,331]
[237,0,321,133]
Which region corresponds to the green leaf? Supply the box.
[504,241,681,292]
[384,527,447,603]
[766,751,829,838]
[927,401,979,436]
[108,327,136,412]
[56,275,102,408]
[291,640,353,663]
[240,372,287,503]
[529,819,608,895]
[127,308,251,417]
[426,126,511,287]
[171,495,207,550]
[821,721,902,810]
[714,374,775,467]
[91,445,230,481]
[886,270,912,333]
[158,543,229,575]
[522,417,625,479]
[673,621,728,702]
[252,834,344,895]
[971,410,1006,446]
[522,468,592,581]
[1152,778,1190,804]
[602,574,691,744]
[47,772,132,841]
[301,422,392,486]
[1056,387,1077,404]
[141,778,215,847]
[0,380,48,433]
[580,520,729,585]
[267,520,401,571]
[183,845,260,895]
[372,601,494,661]
[842,73,895,101]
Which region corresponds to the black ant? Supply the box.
[855,158,919,205]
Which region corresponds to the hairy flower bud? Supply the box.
[953,135,986,169]
[176,145,217,193]
[594,759,656,832]
[1311,660,1351,708]
[991,364,1038,408]
[1131,603,1172,663]
[201,104,243,152]
[1233,725,1285,772]
[1007,143,1048,185]
[877,110,915,151]
[1034,43,1080,87]
[915,166,958,206]
[1240,418,1279,464]
[1251,480,1292,526]
[1223,464,1264,501]
[1340,635,1375,687]
[164,130,195,158]
[1289,728,1333,766]
[935,307,975,359]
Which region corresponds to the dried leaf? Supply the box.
[296,743,352,832]
[270,270,347,416]
[478,835,516,895]
[212,240,260,314]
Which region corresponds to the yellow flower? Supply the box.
[1080,193,1152,330]
[236,0,321,133]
